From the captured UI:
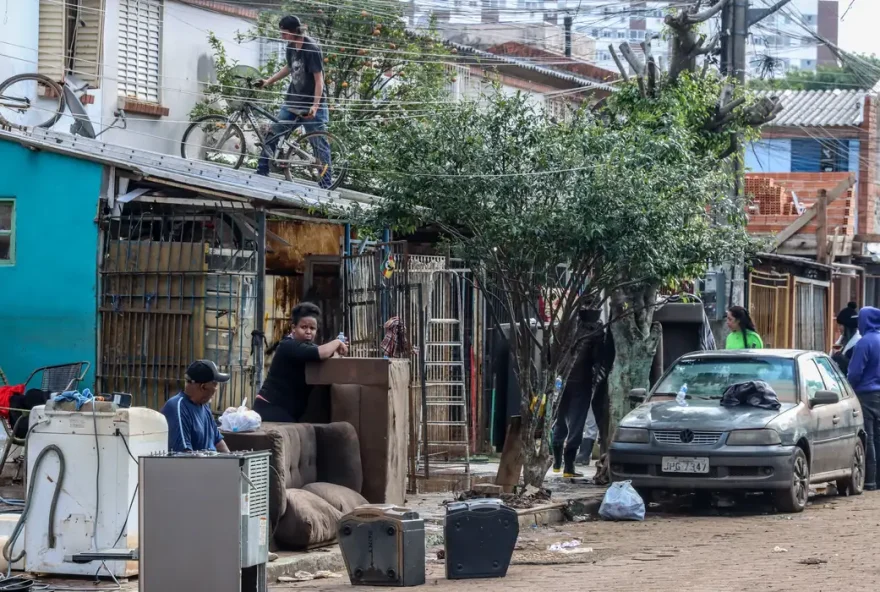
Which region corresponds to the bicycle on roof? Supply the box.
[180,65,349,191]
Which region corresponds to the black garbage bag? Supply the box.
[720,381,781,411]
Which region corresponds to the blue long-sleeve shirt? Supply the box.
[160,393,223,452]
[848,307,880,395]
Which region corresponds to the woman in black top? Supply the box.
[255,302,347,422]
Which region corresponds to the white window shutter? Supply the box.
[118,0,163,104]
[38,0,68,81]
[72,0,105,87]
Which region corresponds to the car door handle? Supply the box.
[832,416,841,424]
[854,409,861,417]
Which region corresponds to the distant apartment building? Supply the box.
[407,0,840,77]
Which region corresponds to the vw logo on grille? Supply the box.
[680,429,695,444]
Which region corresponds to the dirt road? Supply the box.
[271,491,875,592]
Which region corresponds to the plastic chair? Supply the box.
[0,362,90,481]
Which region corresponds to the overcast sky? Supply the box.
[838,1,880,57]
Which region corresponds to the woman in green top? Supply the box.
[725,306,764,350]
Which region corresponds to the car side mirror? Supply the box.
[629,388,647,404]
[811,390,840,408]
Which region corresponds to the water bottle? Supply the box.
[337,332,346,344]
[676,384,688,407]
[554,376,563,393]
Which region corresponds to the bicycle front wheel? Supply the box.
[181,115,246,169]
[0,73,65,130]
[282,130,349,190]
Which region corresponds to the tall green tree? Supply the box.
[352,83,756,486]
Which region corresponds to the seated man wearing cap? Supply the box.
[161,360,230,453]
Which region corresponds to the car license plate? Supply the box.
[661,457,709,474]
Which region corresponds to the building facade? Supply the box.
[745,89,877,237]
[743,88,880,340]
[0,0,261,156]
[0,125,369,403]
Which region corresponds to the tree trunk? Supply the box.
[608,317,661,435]
[521,437,551,487]
[519,379,555,488]
[606,285,663,440]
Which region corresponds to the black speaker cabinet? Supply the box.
[338,504,426,587]
[444,499,518,579]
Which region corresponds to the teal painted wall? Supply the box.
[0,140,101,389]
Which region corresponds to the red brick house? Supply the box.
[744,89,880,348]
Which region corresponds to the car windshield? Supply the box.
[652,357,797,403]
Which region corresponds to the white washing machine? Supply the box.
[24,402,167,577]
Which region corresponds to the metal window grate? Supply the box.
[246,455,270,518]
[653,431,723,445]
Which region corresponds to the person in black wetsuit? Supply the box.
[551,309,609,478]
[255,302,347,422]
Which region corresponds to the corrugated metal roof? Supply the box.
[446,41,617,92]
[755,89,868,128]
[0,128,376,212]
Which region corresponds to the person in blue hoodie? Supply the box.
[848,306,880,490]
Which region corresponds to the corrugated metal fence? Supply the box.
[98,204,258,412]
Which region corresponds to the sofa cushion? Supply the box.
[274,489,342,550]
[302,482,368,513]
[313,422,363,493]
[278,423,318,489]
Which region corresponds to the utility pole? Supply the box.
[719,0,750,308]
[720,0,793,307]
[564,15,572,58]
[731,0,748,307]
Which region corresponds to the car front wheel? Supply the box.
[775,448,810,513]
[837,440,866,497]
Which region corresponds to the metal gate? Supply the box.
[748,271,791,349]
[417,269,471,465]
[794,279,830,352]
[98,206,258,411]
[343,242,411,357]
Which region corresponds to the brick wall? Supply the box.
[760,96,879,236]
[746,172,856,241]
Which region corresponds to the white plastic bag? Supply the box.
[219,402,262,433]
[598,481,645,521]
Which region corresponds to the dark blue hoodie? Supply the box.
[848,307,880,395]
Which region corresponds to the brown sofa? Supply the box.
[223,421,369,550]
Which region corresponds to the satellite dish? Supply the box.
[230,65,262,82]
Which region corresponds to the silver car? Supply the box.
[609,350,866,513]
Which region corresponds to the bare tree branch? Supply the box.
[620,43,646,76]
[719,96,746,117]
[748,0,794,27]
[609,45,630,81]
[698,32,721,56]
[686,0,732,24]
